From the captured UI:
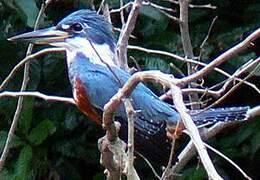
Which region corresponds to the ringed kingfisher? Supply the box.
[9,10,252,164]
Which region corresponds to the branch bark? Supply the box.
[0,91,75,105]
[128,45,258,93]
[102,70,224,179]
[179,0,199,109]
[117,0,142,70]
[179,28,260,85]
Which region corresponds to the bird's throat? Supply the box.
[65,37,117,68]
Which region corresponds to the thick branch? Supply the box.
[179,0,199,109]
[117,0,142,70]
[123,99,138,179]
[172,106,260,174]
[102,70,223,179]
[179,28,260,85]
[160,57,260,100]
[179,0,194,59]
[171,85,223,180]
[128,45,258,93]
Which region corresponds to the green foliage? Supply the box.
[181,165,206,180]
[0,0,259,179]
[28,119,56,145]
[14,145,33,179]
[14,0,39,27]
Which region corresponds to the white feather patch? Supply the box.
[65,37,116,67]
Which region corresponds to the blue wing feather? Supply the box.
[73,57,180,127]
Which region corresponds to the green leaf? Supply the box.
[27,60,41,91]
[19,98,35,135]
[55,159,81,180]
[14,145,33,180]
[14,0,39,27]
[136,6,169,37]
[0,131,24,149]
[0,169,14,180]
[144,56,171,73]
[252,64,260,76]
[64,108,80,130]
[251,130,260,157]
[28,119,56,145]
[182,165,206,180]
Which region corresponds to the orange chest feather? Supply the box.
[74,78,102,124]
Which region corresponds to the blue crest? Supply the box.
[58,9,115,50]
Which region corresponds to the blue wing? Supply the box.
[76,61,180,128]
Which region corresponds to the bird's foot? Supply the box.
[166,122,185,140]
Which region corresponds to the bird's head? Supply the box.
[9,9,117,66]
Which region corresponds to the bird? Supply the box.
[8,9,251,165]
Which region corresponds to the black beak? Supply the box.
[8,27,70,44]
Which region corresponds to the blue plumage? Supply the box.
[69,52,181,128]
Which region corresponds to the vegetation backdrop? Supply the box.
[0,0,259,179]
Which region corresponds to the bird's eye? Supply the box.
[71,23,83,32]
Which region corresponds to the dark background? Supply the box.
[0,0,259,179]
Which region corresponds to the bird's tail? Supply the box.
[191,106,250,126]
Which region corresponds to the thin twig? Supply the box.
[120,0,126,26]
[0,48,65,91]
[204,143,252,180]
[110,2,133,14]
[143,1,175,13]
[161,57,260,99]
[97,0,106,14]
[142,1,179,22]
[199,16,218,59]
[166,0,217,9]
[0,0,53,171]
[200,63,260,113]
[160,140,176,180]
[179,28,260,85]
[0,91,75,105]
[128,45,258,93]
[136,152,161,179]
